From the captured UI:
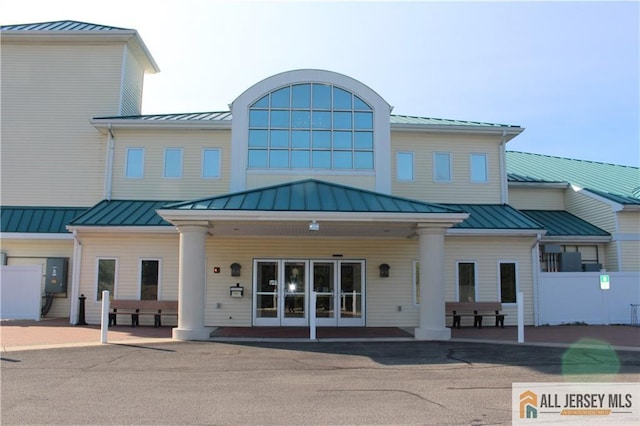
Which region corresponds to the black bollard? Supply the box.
[77,294,88,325]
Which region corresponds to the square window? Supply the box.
[291,150,311,168]
[249,130,268,147]
[312,151,331,168]
[292,131,310,148]
[354,151,373,169]
[312,111,331,129]
[333,151,352,169]
[354,132,373,149]
[292,111,310,128]
[269,150,289,168]
[354,112,373,129]
[292,84,311,108]
[270,130,289,148]
[334,112,352,129]
[270,110,290,128]
[248,149,268,168]
[249,110,268,127]
[312,131,331,148]
[334,131,352,149]
[312,84,331,109]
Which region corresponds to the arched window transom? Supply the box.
[247,83,374,170]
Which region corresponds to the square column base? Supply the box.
[414,327,451,341]
[172,327,213,341]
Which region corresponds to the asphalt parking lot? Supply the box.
[2,340,639,425]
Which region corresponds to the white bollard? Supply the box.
[517,291,524,343]
[101,290,110,344]
[310,291,317,341]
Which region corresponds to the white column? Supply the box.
[414,227,451,340]
[172,222,211,341]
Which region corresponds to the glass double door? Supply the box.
[253,259,364,327]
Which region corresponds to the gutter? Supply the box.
[69,230,83,325]
[499,130,508,204]
[531,232,542,326]
[103,123,115,200]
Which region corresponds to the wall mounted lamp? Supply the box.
[379,263,390,278]
[230,262,241,277]
[309,220,320,231]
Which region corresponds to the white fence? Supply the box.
[537,272,640,325]
[1,265,42,320]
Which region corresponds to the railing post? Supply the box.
[101,291,109,344]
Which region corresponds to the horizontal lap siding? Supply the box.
[246,174,376,192]
[617,211,640,271]
[1,42,123,206]
[204,237,420,327]
[444,236,535,326]
[1,239,75,318]
[111,129,231,200]
[391,132,503,204]
[77,233,179,325]
[508,187,566,210]
[565,190,616,233]
[120,47,144,115]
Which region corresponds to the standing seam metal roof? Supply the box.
[442,204,543,230]
[1,207,88,233]
[1,20,131,32]
[165,179,462,214]
[520,210,609,237]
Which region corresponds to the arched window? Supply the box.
[247,83,374,170]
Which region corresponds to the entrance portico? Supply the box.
[158,179,468,341]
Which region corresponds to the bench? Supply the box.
[108,300,178,327]
[446,302,505,329]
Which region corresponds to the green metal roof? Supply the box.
[507,151,640,205]
[442,204,543,230]
[520,210,609,237]
[1,20,131,32]
[69,200,175,227]
[91,112,517,129]
[1,207,88,233]
[166,179,463,214]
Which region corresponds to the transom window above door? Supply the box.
[248,83,374,170]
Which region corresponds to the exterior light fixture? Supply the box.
[379,263,390,278]
[309,220,320,231]
[230,263,241,277]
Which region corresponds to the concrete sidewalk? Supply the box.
[1,317,638,352]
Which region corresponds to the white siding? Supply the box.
[0,239,75,318]
[508,187,566,210]
[120,46,145,115]
[390,132,504,203]
[246,174,375,191]
[76,233,179,324]
[1,41,125,206]
[617,211,640,271]
[444,236,536,326]
[565,189,617,232]
[111,129,232,200]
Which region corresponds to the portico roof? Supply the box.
[164,179,461,214]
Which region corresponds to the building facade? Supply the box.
[2,21,638,338]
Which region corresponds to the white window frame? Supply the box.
[396,151,415,182]
[433,152,452,182]
[139,258,162,300]
[470,153,488,183]
[455,260,477,302]
[125,148,144,178]
[163,148,183,178]
[497,260,518,305]
[96,257,118,301]
[202,148,222,179]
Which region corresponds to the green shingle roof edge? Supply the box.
[507,151,640,205]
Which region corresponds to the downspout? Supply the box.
[69,230,83,325]
[104,123,115,200]
[499,130,508,204]
[531,232,542,326]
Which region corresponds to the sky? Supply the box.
[2,0,639,167]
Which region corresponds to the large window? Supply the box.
[202,149,221,178]
[470,153,487,183]
[126,148,144,178]
[499,262,517,304]
[457,262,476,302]
[248,83,374,170]
[140,259,159,300]
[397,152,414,181]
[97,258,116,301]
[164,148,183,178]
[434,152,451,182]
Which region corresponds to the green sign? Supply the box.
[600,274,610,290]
